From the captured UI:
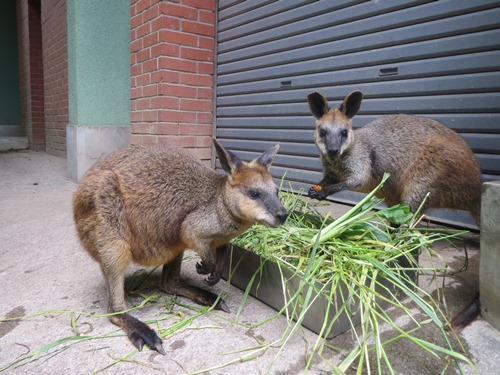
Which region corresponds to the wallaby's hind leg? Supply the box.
[101,241,166,355]
[161,254,229,312]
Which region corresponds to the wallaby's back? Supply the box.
[354,114,482,217]
[74,144,225,266]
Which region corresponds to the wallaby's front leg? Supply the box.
[102,249,165,355]
[308,175,345,200]
[161,254,229,312]
[201,245,227,286]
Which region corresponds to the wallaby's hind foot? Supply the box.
[449,293,481,329]
[161,255,229,312]
[110,313,166,355]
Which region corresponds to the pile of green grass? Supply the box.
[232,174,473,374]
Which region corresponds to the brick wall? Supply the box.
[17,0,31,139]
[130,0,216,162]
[41,0,68,157]
[17,0,45,149]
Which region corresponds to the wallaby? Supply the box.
[307,91,482,327]
[73,139,288,354]
[307,91,482,224]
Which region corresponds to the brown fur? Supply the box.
[307,90,483,329]
[73,139,287,354]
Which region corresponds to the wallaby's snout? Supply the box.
[262,192,288,227]
[327,148,340,159]
[274,206,289,225]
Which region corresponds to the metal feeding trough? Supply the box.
[222,245,417,339]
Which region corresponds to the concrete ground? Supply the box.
[0,150,499,374]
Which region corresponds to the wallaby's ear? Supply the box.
[307,92,329,119]
[256,144,279,169]
[213,138,242,174]
[339,91,363,119]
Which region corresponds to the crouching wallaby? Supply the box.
[73,139,288,354]
[307,91,482,327]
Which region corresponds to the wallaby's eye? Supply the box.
[248,190,261,200]
[318,128,327,138]
[341,129,348,138]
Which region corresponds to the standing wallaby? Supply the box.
[73,139,288,354]
[307,91,483,328]
[307,90,482,225]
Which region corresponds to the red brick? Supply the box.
[131,111,142,122]
[159,83,196,98]
[135,98,151,110]
[188,147,212,160]
[41,0,68,155]
[143,32,159,47]
[151,70,180,83]
[199,10,215,24]
[198,36,214,50]
[197,87,213,100]
[197,112,213,124]
[152,15,180,31]
[182,20,214,37]
[143,5,159,22]
[143,58,158,73]
[183,0,215,11]
[196,135,213,148]
[136,73,151,86]
[135,0,152,14]
[159,57,197,72]
[160,30,198,46]
[197,61,214,75]
[180,46,213,61]
[132,122,151,134]
[180,72,212,86]
[137,48,151,62]
[161,3,198,20]
[142,110,158,122]
[151,43,180,58]
[151,96,179,109]
[143,84,158,97]
[179,123,212,135]
[158,136,196,148]
[136,23,151,38]
[159,110,197,123]
[131,63,142,77]
[131,38,142,52]
[180,98,212,111]
[131,13,143,29]
[151,123,179,135]
[131,86,143,99]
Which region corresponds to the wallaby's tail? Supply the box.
[449,292,481,329]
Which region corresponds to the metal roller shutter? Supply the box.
[215,0,500,227]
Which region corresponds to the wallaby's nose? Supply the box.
[276,210,288,224]
[327,149,339,158]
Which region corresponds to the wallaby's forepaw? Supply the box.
[204,271,221,286]
[196,261,212,275]
[308,185,328,200]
